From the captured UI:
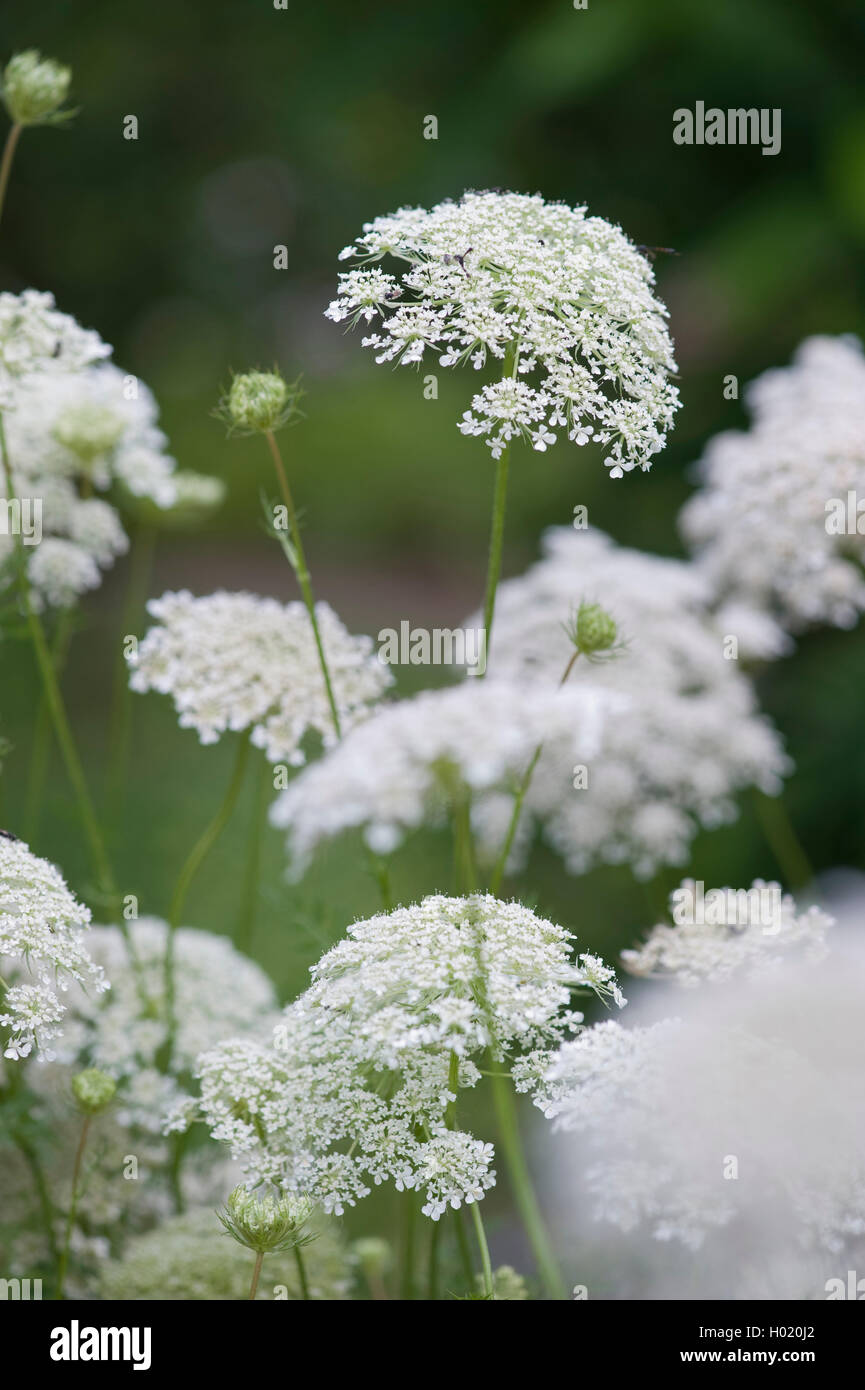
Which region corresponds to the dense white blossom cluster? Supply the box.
[0,348,179,609]
[0,289,110,405]
[540,932,865,1286]
[326,191,680,476]
[47,919,280,1131]
[270,677,619,874]
[622,878,832,986]
[472,527,790,878]
[128,590,392,764]
[680,335,865,636]
[0,836,106,1060]
[184,896,623,1220]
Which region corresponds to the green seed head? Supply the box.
[2,50,72,127]
[225,371,291,434]
[574,601,618,656]
[218,1186,315,1255]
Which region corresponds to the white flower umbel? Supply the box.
[540,933,865,1295]
[327,190,680,476]
[681,335,865,637]
[269,677,619,875]
[128,590,392,765]
[471,527,790,878]
[187,895,623,1220]
[43,918,279,1132]
[0,289,110,406]
[1,359,178,609]
[622,877,832,987]
[0,835,106,1060]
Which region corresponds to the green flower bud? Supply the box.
[223,369,302,435]
[352,1236,392,1278]
[2,50,72,127]
[573,601,618,656]
[54,403,124,463]
[71,1068,117,1114]
[476,1265,530,1300]
[218,1186,315,1255]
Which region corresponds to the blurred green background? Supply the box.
[2,0,865,1003]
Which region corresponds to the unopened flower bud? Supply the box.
[223,370,301,435]
[574,601,617,656]
[2,50,72,127]
[218,1185,314,1255]
[71,1068,117,1114]
[352,1236,392,1278]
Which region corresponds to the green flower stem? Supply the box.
[753,789,813,892]
[236,753,269,953]
[488,651,581,895]
[454,1208,475,1289]
[163,729,252,1043]
[248,1251,264,1301]
[470,1201,494,1299]
[55,1112,92,1300]
[452,792,478,894]
[0,122,22,231]
[399,1193,417,1300]
[105,523,156,820]
[292,1243,311,1300]
[479,344,519,667]
[489,1065,565,1299]
[427,1214,442,1300]
[264,428,342,739]
[0,414,118,914]
[24,610,74,843]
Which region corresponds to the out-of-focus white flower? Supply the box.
[470,526,790,879]
[681,335,865,637]
[540,928,865,1297]
[45,918,279,1132]
[0,290,110,405]
[0,836,106,1060]
[270,676,620,875]
[128,590,392,765]
[621,877,831,986]
[25,536,103,610]
[327,190,680,476]
[187,895,623,1221]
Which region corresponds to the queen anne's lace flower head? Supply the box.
[0,835,106,1060]
[470,527,790,878]
[680,335,865,637]
[1,358,178,609]
[270,676,620,874]
[0,290,110,407]
[186,895,623,1220]
[327,190,680,476]
[44,918,280,1132]
[128,590,392,764]
[622,877,832,987]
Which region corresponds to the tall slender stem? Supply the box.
[56,1113,92,1300]
[24,611,74,843]
[399,1193,417,1300]
[753,789,813,892]
[489,1066,565,1299]
[236,753,269,953]
[264,429,342,738]
[292,1243,311,1300]
[478,344,519,667]
[0,123,22,231]
[470,1201,494,1299]
[162,730,252,1047]
[105,523,156,820]
[248,1251,264,1301]
[0,413,118,911]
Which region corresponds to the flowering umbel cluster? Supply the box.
[681,335,865,637]
[327,190,680,476]
[128,590,392,764]
[0,836,107,1060]
[270,677,620,874]
[183,895,623,1220]
[0,289,110,408]
[470,527,790,878]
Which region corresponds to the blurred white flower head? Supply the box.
[327,190,680,477]
[681,335,865,637]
